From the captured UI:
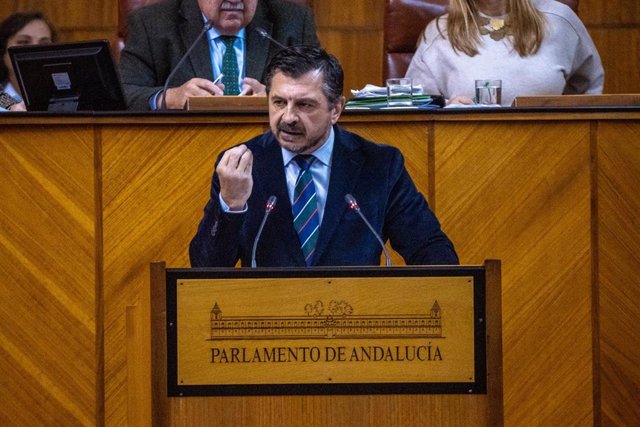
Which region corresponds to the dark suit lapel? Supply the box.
[245,3,272,80]
[254,135,307,265]
[313,127,363,264]
[179,0,214,79]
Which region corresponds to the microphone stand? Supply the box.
[345,194,392,266]
[160,20,213,111]
[254,26,288,51]
[251,196,277,268]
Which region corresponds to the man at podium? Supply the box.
[189,46,458,267]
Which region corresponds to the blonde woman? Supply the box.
[405,0,604,106]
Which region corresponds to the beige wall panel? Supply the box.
[0,126,96,426]
[101,123,265,425]
[579,0,640,25]
[434,121,593,426]
[590,28,640,94]
[318,29,384,94]
[597,121,640,426]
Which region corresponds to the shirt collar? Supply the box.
[203,13,246,41]
[282,127,335,167]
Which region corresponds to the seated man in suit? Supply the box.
[119,0,319,110]
[190,46,459,267]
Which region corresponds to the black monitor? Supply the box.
[9,40,126,112]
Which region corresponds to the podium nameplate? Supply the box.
[166,266,486,396]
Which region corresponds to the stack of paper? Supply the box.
[346,84,444,110]
[350,84,423,98]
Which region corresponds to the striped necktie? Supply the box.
[220,36,239,95]
[292,155,320,266]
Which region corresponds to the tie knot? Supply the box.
[294,155,315,172]
[220,35,236,48]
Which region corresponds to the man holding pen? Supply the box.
[119,0,320,110]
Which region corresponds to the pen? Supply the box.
[213,73,224,85]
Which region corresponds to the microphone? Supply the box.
[345,194,392,267]
[251,195,277,268]
[254,26,288,51]
[160,20,214,111]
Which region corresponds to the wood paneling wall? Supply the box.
[1,0,117,43]
[2,111,640,426]
[580,0,640,93]
[3,0,638,92]
[435,120,595,425]
[596,122,640,425]
[1,1,640,426]
[314,0,385,94]
[0,125,98,426]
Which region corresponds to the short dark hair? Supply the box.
[0,12,58,83]
[264,46,344,107]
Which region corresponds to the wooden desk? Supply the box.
[1,108,639,425]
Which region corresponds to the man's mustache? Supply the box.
[278,123,304,133]
[220,1,245,11]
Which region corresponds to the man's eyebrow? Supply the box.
[269,94,319,103]
[296,97,319,104]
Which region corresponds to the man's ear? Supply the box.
[331,96,346,124]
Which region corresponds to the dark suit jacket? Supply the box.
[189,126,459,267]
[119,0,319,110]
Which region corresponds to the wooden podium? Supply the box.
[144,261,503,426]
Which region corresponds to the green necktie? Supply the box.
[220,36,239,95]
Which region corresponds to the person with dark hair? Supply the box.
[0,11,57,111]
[263,46,344,108]
[119,0,320,110]
[190,46,458,268]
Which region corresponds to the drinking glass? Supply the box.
[386,78,413,106]
[475,79,502,105]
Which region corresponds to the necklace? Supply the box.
[478,16,511,41]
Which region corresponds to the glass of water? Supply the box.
[475,80,502,105]
[386,78,413,106]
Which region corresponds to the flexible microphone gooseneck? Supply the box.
[254,26,288,51]
[344,193,392,267]
[251,195,277,268]
[160,20,214,111]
